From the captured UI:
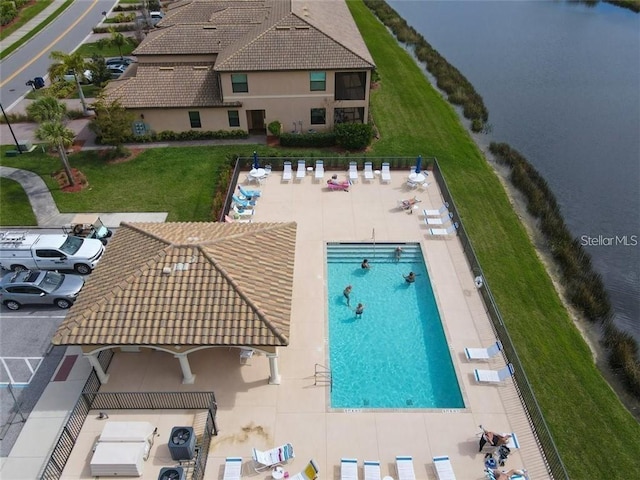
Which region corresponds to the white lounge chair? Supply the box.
[465,341,503,360]
[425,213,453,225]
[252,443,295,472]
[396,456,416,480]
[381,162,391,183]
[223,457,243,480]
[474,363,515,383]
[289,460,319,480]
[428,223,458,236]
[348,161,358,183]
[423,204,449,217]
[341,458,358,480]
[363,162,374,181]
[364,461,381,480]
[433,455,456,480]
[296,160,306,179]
[315,160,324,181]
[282,161,292,181]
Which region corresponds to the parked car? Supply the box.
[106,57,134,67]
[0,270,85,310]
[62,69,93,84]
[107,64,128,79]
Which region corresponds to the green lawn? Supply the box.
[0,177,37,225]
[0,0,53,41]
[1,1,639,477]
[75,41,137,59]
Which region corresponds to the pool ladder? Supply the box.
[314,363,332,391]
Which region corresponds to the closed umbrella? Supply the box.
[414,155,422,174]
[253,151,259,170]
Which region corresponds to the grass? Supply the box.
[0,0,73,60]
[1,0,639,476]
[75,41,137,58]
[0,0,53,41]
[0,178,37,225]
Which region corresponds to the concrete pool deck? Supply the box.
[59,168,550,479]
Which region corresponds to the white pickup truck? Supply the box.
[0,231,105,274]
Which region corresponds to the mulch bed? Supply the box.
[53,168,89,193]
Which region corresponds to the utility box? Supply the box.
[17,141,35,152]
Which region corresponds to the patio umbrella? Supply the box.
[253,151,259,170]
[414,155,422,174]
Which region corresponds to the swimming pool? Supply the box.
[327,243,464,409]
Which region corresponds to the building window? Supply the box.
[335,72,366,100]
[310,108,326,125]
[334,107,365,124]
[310,71,326,91]
[188,111,202,128]
[228,110,240,127]
[231,73,248,93]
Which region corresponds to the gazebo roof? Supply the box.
[52,222,297,347]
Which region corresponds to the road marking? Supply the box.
[0,315,66,319]
[0,357,44,386]
[0,0,99,88]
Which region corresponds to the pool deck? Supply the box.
[60,168,550,479]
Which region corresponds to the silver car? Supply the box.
[0,270,84,310]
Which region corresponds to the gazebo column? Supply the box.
[175,353,196,384]
[267,351,281,385]
[85,353,109,384]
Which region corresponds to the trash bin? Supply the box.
[34,77,45,89]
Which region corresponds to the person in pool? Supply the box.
[394,246,403,261]
[361,259,370,269]
[403,271,419,283]
[343,285,352,306]
[354,303,365,318]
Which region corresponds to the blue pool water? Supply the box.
[327,243,464,409]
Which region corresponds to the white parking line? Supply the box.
[0,357,44,386]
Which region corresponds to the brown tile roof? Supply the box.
[52,222,297,347]
[102,63,235,108]
[160,0,267,26]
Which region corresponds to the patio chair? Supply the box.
[364,461,381,480]
[341,458,358,480]
[423,204,449,217]
[381,162,391,183]
[425,213,453,225]
[232,195,256,209]
[428,223,458,236]
[396,456,416,480]
[296,160,306,179]
[238,185,261,200]
[315,160,324,181]
[348,161,358,183]
[433,456,456,480]
[474,363,515,383]
[289,459,319,480]
[223,457,243,480]
[282,161,292,181]
[252,443,295,472]
[363,162,374,181]
[465,341,503,361]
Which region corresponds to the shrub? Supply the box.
[268,120,282,137]
[334,123,373,150]
[0,1,18,26]
[279,132,336,148]
[111,129,250,144]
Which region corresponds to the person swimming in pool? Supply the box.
[354,303,365,318]
[343,285,352,306]
[394,246,403,262]
[403,271,419,283]
[361,259,370,269]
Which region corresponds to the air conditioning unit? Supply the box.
[158,466,185,480]
[168,426,196,461]
[18,140,34,152]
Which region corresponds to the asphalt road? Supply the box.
[0,0,117,111]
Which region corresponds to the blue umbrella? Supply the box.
[414,155,422,174]
[252,151,259,170]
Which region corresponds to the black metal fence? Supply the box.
[40,350,218,480]
[431,160,569,479]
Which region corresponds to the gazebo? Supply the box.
[52,221,297,385]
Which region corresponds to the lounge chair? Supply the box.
[396,456,416,480]
[363,162,374,181]
[381,163,391,183]
[232,195,256,208]
[474,363,515,383]
[465,341,503,361]
[363,461,381,480]
[433,456,456,480]
[289,459,319,480]
[428,223,458,236]
[223,457,243,480]
[252,443,295,472]
[282,161,292,181]
[423,204,449,217]
[348,161,358,183]
[315,160,324,181]
[327,179,350,191]
[485,468,527,480]
[238,185,261,200]
[425,213,453,225]
[341,458,358,480]
[296,160,306,179]
[398,197,421,210]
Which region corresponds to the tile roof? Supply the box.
[52,222,297,347]
[102,63,236,108]
[160,0,267,26]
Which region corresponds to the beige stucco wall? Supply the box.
[133,107,246,133]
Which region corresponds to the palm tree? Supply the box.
[48,51,90,116]
[98,28,132,60]
[26,96,67,123]
[35,121,76,186]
